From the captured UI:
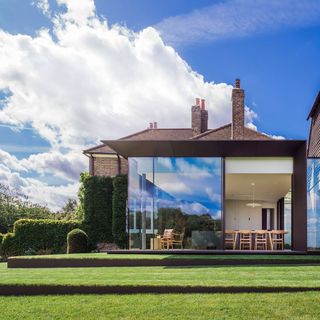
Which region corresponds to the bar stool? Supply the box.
[224,230,237,250]
[239,230,252,250]
[270,230,285,250]
[254,230,268,250]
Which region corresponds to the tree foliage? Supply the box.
[83,175,113,244]
[0,184,51,233]
[112,175,128,248]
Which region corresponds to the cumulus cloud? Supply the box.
[21,151,87,181]
[0,0,276,209]
[0,163,78,210]
[0,1,233,150]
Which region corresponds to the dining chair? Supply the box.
[239,230,252,250]
[254,230,268,250]
[224,230,237,250]
[270,230,285,250]
[160,229,174,249]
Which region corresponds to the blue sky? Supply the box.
[0,0,319,209]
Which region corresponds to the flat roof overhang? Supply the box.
[102,139,307,158]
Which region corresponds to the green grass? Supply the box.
[1,262,320,287]
[10,252,320,260]
[0,292,320,319]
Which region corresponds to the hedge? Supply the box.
[0,232,5,256]
[1,233,18,257]
[67,228,88,253]
[112,175,128,248]
[1,219,80,257]
[83,175,113,244]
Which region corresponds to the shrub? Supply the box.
[1,219,81,256]
[67,228,88,253]
[0,233,4,256]
[83,175,113,244]
[112,175,128,248]
[1,233,18,257]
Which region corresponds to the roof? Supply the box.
[191,124,273,141]
[85,124,274,156]
[83,128,194,155]
[119,128,193,140]
[307,91,320,120]
[83,143,116,155]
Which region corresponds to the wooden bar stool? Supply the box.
[239,230,252,250]
[270,230,285,250]
[254,230,268,250]
[224,230,237,250]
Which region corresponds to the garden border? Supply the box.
[1,284,320,296]
[7,257,320,268]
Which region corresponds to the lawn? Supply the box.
[1,262,320,288]
[0,292,320,320]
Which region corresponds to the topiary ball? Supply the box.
[67,228,88,254]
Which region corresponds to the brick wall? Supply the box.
[231,79,245,140]
[92,156,128,177]
[309,105,320,157]
[192,105,208,136]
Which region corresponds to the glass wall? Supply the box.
[307,158,320,250]
[128,157,222,250]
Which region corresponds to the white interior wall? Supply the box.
[225,200,277,230]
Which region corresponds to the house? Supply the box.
[84,79,320,253]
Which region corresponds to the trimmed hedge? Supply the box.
[1,219,80,257]
[112,175,128,248]
[67,229,88,253]
[1,233,18,257]
[83,175,113,244]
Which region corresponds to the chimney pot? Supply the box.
[149,122,153,129]
[195,98,200,106]
[235,78,240,89]
[201,99,205,110]
[153,121,157,129]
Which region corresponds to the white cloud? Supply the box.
[0,163,78,210]
[32,0,51,18]
[0,1,233,151]
[205,187,221,203]
[155,0,320,46]
[0,0,281,209]
[0,149,27,172]
[21,151,87,181]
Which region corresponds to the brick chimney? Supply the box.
[231,78,245,140]
[192,98,208,136]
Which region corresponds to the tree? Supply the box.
[0,184,51,233]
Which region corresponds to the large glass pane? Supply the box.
[128,157,222,250]
[307,159,320,250]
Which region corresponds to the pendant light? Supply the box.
[246,182,261,208]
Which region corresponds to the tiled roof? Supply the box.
[119,128,193,140]
[84,124,274,155]
[83,144,116,154]
[191,124,232,140]
[192,124,273,140]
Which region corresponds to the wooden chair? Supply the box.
[160,229,174,249]
[224,230,237,250]
[254,230,268,250]
[239,230,252,250]
[270,230,285,250]
[171,230,185,249]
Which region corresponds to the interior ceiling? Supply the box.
[225,174,291,202]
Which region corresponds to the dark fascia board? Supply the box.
[307,91,320,120]
[102,140,307,159]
